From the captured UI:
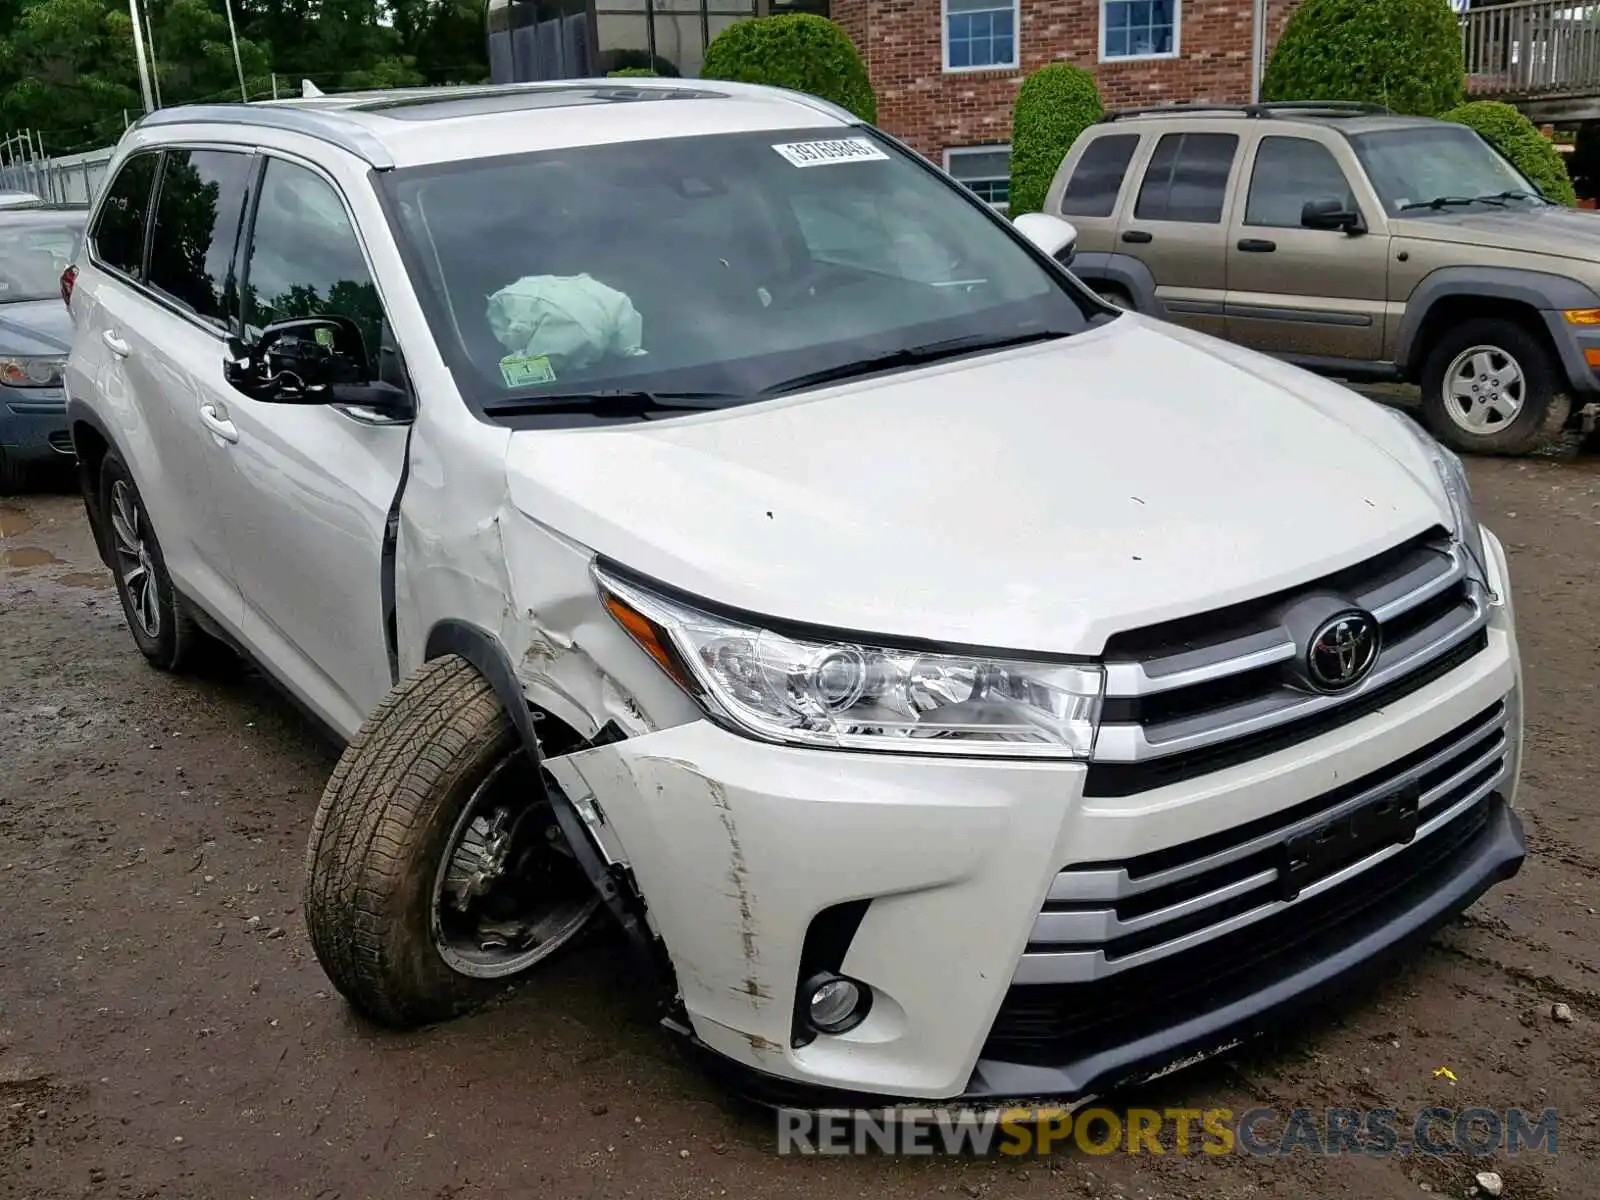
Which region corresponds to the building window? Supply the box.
[944,0,1019,71]
[945,145,1012,211]
[1101,0,1179,61]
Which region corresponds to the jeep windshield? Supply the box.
[1350,125,1547,217]
[377,127,1097,421]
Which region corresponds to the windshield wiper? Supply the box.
[763,329,1072,396]
[1399,194,1510,211]
[481,389,740,418]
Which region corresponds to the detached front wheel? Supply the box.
[1420,318,1567,455]
[304,655,603,1028]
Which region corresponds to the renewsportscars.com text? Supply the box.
[776,1106,1560,1157]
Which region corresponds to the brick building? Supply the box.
[488,0,1301,211]
[832,0,1300,209]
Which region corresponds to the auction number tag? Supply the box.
[771,138,889,168]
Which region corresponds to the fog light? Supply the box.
[804,973,869,1034]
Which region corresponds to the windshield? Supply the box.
[0,213,83,303]
[379,127,1097,416]
[1350,126,1543,216]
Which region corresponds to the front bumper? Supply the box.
[1,386,71,464]
[547,530,1524,1102]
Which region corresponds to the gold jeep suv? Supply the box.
[1046,101,1600,455]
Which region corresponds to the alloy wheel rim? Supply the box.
[430,753,601,979]
[1443,344,1525,434]
[109,480,161,639]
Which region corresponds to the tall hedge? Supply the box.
[608,67,659,78]
[1443,100,1578,205]
[1262,0,1465,117]
[1009,64,1103,216]
[700,14,876,124]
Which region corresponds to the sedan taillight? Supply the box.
[60,264,77,309]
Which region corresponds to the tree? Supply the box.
[1443,100,1578,205]
[1262,0,1465,117]
[700,13,876,124]
[1009,64,1102,216]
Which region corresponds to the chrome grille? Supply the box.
[1086,528,1490,795]
[1015,700,1509,986]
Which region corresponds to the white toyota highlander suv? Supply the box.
[62,80,1525,1108]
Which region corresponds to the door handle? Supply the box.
[1121,230,1154,244]
[102,330,130,357]
[1237,238,1277,253]
[198,402,240,444]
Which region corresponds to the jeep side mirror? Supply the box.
[1013,212,1079,265]
[1301,197,1365,234]
[225,315,411,418]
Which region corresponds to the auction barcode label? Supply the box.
[771,138,890,167]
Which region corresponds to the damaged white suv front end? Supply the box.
[65,79,1521,1109]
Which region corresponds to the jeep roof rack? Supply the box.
[1101,100,1392,123]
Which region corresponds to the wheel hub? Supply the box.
[429,755,602,979]
[442,809,514,913]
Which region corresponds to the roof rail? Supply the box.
[134,103,396,169]
[1101,100,1392,123]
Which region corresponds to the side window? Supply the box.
[242,159,384,360]
[90,153,159,279]
[1060,134,1140,218]
[146,148,256,328]
[1133,132,1239,224]
[1245,136,1357,229]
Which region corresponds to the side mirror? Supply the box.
[1301,197,1365,234]
[1013,212,1079,265]
[225,315,410,417]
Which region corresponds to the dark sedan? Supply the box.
[1,205,83,492]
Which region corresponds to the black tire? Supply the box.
[99,452,222,673]
[0,450,28,495]
[1094,284,1135,311]
[304,655,599,1029]
[1419,318,1569,456]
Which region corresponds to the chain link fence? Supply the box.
[0,131,116,207]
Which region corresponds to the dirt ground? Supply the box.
[2,444,1596,1200]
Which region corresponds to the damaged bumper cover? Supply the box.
[542,597,1523,1104]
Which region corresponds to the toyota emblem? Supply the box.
[1305,611,1380,693]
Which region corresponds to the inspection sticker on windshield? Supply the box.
[771,138,888,168]
[499,353,556,388]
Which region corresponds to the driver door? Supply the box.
[205,155,412,737]
[1224,133,1391,362]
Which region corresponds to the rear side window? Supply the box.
[1060,134,1139,218]
[1133,132,1239,224]
[90,153,159,279]
[146,148,256,329]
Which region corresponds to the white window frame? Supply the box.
[942,0,1021,73]
[1099,0,1181,64]
[944,144,1012,213]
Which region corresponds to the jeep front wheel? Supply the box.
[1420,318,1567,455]
[304,655,603,1029]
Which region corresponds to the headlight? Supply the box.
[1382,408,1492,593]
[595,567,1105,758]
[0,355,65,388]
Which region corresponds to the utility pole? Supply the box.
[222,0,249,101]
[1250,0,1267,102]
[127,0,156,113]
[143,2,163,108]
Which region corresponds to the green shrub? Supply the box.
[608,67,659,78]
[1262,0,1464,117]
[1443,100,1577,205]
[1009,64,1103,216]
[700,13,876,124]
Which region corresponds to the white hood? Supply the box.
[504,316,1449,654]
